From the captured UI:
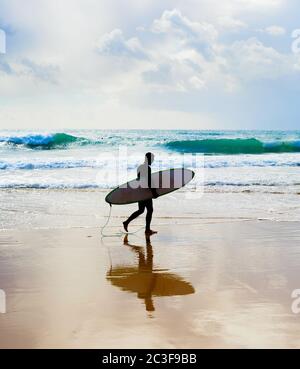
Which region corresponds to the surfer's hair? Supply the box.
[145,152,154,164]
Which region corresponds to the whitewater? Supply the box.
[0,129,299,192]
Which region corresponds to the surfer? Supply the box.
[123,152,158,235]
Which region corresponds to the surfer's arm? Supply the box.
[137,165,141,181]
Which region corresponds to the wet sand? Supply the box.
[0,213,300,348]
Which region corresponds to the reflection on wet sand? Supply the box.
[106,234,195,313]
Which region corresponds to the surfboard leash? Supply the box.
[100,203,144,237]
[100,204,121,237]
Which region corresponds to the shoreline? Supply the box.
[1,189,299,232]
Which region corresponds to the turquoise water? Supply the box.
[0,130,299,190]
[1,130,300,153]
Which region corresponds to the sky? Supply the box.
[0,0,300,130]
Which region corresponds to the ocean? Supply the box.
[0,129,299,192]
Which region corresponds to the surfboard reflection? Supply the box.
[106,234,195,313]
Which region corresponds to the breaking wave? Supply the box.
[165,138,300,155]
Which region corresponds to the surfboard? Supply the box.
[105,168,195,205]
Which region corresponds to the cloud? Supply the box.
[142,64,172,85]
[0,59,12,74]
[260,25,286,36]
[152,9,217,44]
[224,37,290,80]
[174,0,285,23]
[189,75,206,89]
[0,1,299,129]
[141,59,207,92]
[97,28,147,59]
[231,0,283,10]
[93,8,299,99]
[0,56,59,84]
[21,58,59,83]
[217,16,248,31]
[151,9,218,60]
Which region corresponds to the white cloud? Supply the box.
[224,37,290,80]
[97,29,147,59]
[93,9,294,96]
[217,16,248,31]
[152,9,218,44]
[20,58,59,83]
[176,0,285,23]
[189,75,206,89]
[0,59,13,74]
[142,64,172,85]
[260,25,286,36]
[0,56,59,84]
[0,1,298,129]
[237,0,283,7]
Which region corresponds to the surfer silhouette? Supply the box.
[123,152,158,235]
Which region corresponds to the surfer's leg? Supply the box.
[145,200,157,234]
[123,202,145,231]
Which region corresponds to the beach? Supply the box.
[1,189,300,348]
[2,0,300,351]
[0,129,300,348]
